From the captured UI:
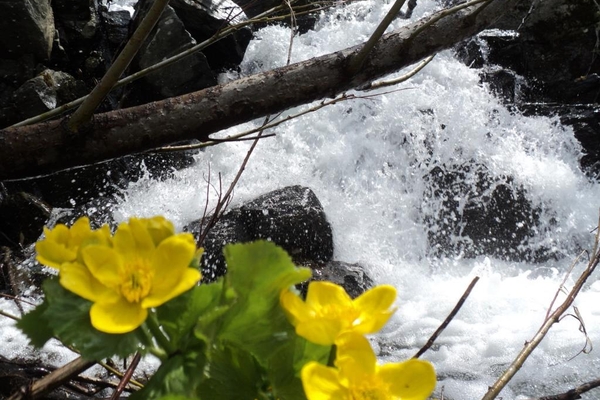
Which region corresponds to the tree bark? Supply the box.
[0,0,520,181]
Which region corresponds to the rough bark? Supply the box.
[0,0,520,181]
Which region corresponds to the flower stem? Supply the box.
[145,310,176,356]
[327,345,337,367]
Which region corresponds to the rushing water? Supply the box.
[3,1,600,398]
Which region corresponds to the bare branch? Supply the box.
[67,0,171,133]
[413,276,480,359]
[481,239,600,400]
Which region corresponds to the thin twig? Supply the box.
[67,0,171,132]
[109,352,142,400]
[534,377,600,400]
[347,0,408,75]
[196,121,268,246]
[359,54,435,91]
[8,357,96,400]
[413,276,480,359]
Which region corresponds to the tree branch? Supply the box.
[0,0,521,181]
[67,0,171,133]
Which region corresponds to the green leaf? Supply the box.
[218,241,311,358]
[132,340,208,400]
[41,278,141,360]
[157,281,227,349]
[196,344,266,400]
[17,301,53,347]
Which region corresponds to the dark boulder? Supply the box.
[11,69,88,122]
[185,185,374,296]
[121,0,251,106]
[186,185,334,280]
[422,163,549,261]
[299,261,373,299]
[0,0,55,61]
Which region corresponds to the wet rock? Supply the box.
[456,0,599,104]
[3,151,196,211]
[186,185,334,281]
[240,185,334,262]
[0,187,51,249]
[170,0,252,71]
[521,103,600,179]
[423,163,547,261]
[299,261,373,299]
[11,69,88,121]
[121,1,217,106]
[0,0,55,61]
[231,0,320,32]
[99,7,131,49]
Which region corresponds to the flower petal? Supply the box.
[353,284,397,334]
[335,332,377,380]
[149,234,197,295]
[36,232,76,269]
[143,268,200,308]
[296,319,344,346]
[90,297,147,334]
[60,261,119,303]
[280,288,312,326]
[112,220,153,261]
[82,245,124,288]
[378,359,436,400]
[301,361,348,400]
[306,281,353,310]
[139,216,175,246]
[68,217,92,247]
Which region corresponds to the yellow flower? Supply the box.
[57,217,202,334]
[35,217,111,269]
[280,281,397,345]
[301,332,436,400]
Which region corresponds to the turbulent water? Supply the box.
[3,1,600,398]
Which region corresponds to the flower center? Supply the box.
[120,257,153,303]
[349,378,390,400]
[315,304,360,327]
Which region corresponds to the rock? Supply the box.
[186,185,334,281]
[230,0,320,32]
[11,69,88,121]
[52,0,102,76]
[0,187,51,249]
[99,7,131,48]
[3,151,196,212]
[299,261,373,299]
[170,0,252,71]
[422,163,549,261]
[521,103,600,179]
[121,1,217,106]
[0,0,55,61]
[455,0,599,104]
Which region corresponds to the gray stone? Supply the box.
[300,261,373,299]
[170,0,252,71]
[185,185,334,281]
[240,185,334,263]
[121,2,217,106]
[0,0,55,61]
[12,69,87,121]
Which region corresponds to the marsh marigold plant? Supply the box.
[280,281,397,345]
[35,216,202,334]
